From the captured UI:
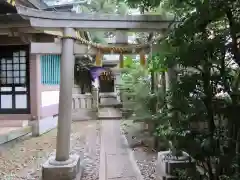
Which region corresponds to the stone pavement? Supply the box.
[99,96,122,108]
[99,110,142,180]
[98,107,122,120]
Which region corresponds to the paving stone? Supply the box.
[107,154,136,178]
[100,119,140,180]
[109,177,137,180]
[98,98,140,180]
[98,107,122,119]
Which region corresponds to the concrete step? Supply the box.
[100,94,117,98]
[99,92,117,98]
[98,116,122,120]
[97,107,122,120]
[99,96,122,108]
[0,120,28,127]
[0,126,31,145]
[72,109,97,121]
[99,103,122,108]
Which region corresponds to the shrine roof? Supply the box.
[27,0,48,9]
[0,0,89,40]
[43,3,74,11]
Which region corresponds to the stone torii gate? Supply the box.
[16,5,176,180]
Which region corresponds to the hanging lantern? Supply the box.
[140,50,146,67]
[95,50,103,67]
[119,53,124,68]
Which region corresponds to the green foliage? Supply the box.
[123,56,134,67]
[79,0,129,43]
[118,0,162,10]
[120,0,240,179]
[157,0,240,179]
[147,53,167,72]
[120,57,165,122]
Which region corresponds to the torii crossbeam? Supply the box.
[16,5,176,31]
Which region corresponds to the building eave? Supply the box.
[43,3,74,11]
[27,0,48,9]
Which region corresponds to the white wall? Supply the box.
[41,91,59,107]
[38,116,58,135]
[33,90,60,136]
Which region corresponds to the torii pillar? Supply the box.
[42,28,81,180]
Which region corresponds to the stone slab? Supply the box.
[104,136,128,155]
[99,103,123,108]
[100,120,143,180]
[107,154,137,178]
[99,92,117,98]
[101,120,127,155]
[72,109,97,121]
[0,126,31,145]
[100,97,119,104]
[0,127,19,135]
[42,154,81,180]
[0,120,28,127]
[109,177,137,180]
[98,107,122,120]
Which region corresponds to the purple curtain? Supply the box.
[89,67,107,80]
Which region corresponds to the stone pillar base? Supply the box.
[156,151,197,180]
[30,120,39,137]
[42,154,82,180]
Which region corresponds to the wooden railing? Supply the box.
[72,94,93,111]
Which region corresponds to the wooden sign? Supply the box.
[100,71,114,81]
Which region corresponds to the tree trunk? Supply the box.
[226,9,240,66]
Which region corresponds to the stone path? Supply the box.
[99,108,141,180]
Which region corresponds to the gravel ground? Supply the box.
[0,120,100,180]
[133,147,157,180]
[121,120,157,180]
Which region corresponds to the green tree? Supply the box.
[77,0,129,43]
[121,0,240,179]
[44,0,129,43]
